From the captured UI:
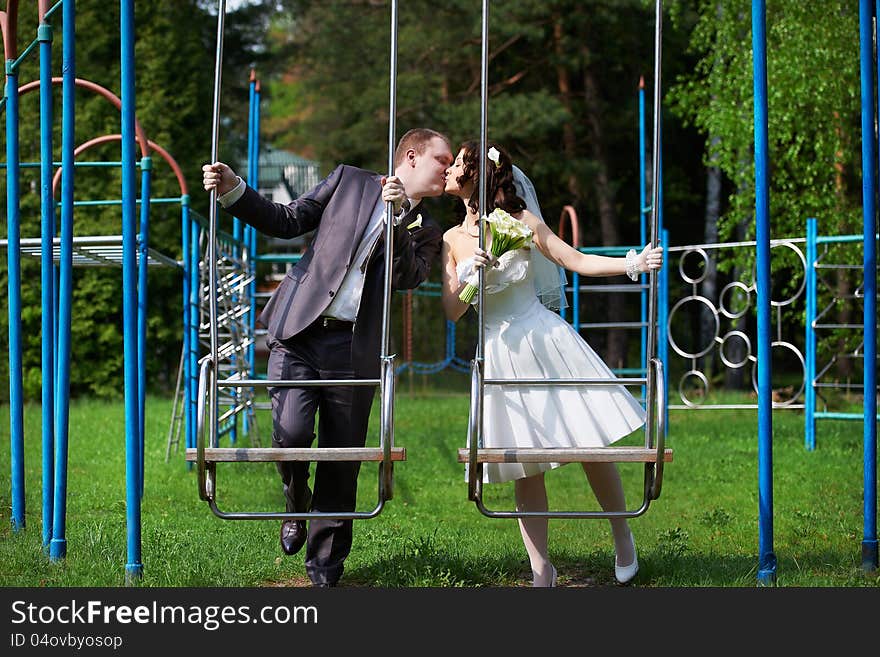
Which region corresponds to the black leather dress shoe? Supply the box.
[280,520,307,556]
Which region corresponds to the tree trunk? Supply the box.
[553,18,581,201]
[700,159,721,380]
[582,47,626,370]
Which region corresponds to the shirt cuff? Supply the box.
[217,177,246,208]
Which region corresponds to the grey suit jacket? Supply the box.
[227,164,443,377]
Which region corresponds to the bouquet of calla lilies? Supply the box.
[459,208,533,304]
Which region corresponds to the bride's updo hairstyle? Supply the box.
[455,140,526,221]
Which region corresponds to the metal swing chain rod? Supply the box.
[205,0,226,444]
[195,0,400,518]
[643,0,664,500]
[467,0,490,502]
[378,0,402,500]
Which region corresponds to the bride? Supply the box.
[440,140,663,587]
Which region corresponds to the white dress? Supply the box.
[458,248,647,483]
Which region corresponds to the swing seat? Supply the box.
[186,446,405,463]
[456,446,672,464]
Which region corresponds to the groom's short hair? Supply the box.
[394,128,451,166]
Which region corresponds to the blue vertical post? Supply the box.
[660,228,669,435]
[804,218,817,451]
[752,0,776,586]
[137,157,152,498]
[862,0,878,573]
[181,196,193,460]
[120,0,142,583]
[51,0,76,562]
[188,210,199,455]
[657,110,667,434]
[639,76,647,402]
[242,72,257,437]
[38,20,56,548]
[248,80,260,381]
[5,58,25,534]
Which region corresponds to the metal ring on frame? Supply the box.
[749,340,806,407]
[678,248,710,285]
[719,281,752,319]
[667,295,719,359]
[769,241,807,308]
[718,330,752,369]
[678,369,709,408]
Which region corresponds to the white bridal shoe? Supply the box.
[533,564,557,588]
[614,533,639,584]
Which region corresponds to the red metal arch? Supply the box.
[52,133,189,198]
[1,1,20,61]
[3,1,62,65]
[18,77,151,157]
[558,205,580,249]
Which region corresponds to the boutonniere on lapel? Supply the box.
[407,214,423,230]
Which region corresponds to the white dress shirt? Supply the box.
[218,176,415,323]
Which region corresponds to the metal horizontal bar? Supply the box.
[572,284,649,293]
[187,447,405,462]
[578,322,646,329]
[217,378,380,388]
[458,448,672,464]
[815,264,870,270]
[814,324,876,330]
[0,161,126,169]
[668,404,805,410]
[815,412,880,421]
[484,377,646,386]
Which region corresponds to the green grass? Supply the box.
[0,391,878,587]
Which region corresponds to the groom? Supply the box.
[202,128,453,586]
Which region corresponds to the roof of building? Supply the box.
[249,146,322,197]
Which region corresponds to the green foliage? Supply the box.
[668,0,862,245]
[0,1,264,400]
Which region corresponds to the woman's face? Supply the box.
[444,148,473,199]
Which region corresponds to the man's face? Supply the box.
[404,137,454,199]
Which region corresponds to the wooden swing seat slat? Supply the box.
[456,447,673,464]
[185,447,405,463]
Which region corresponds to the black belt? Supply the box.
[315,316,355,332]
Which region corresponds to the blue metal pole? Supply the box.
[249,81,260,381]
[660,228,669,435]
[120,0,142,583]
[5,63,25,534]
[241,73,256,437]
[188,210,199,457]
[752,0,776,586]
[805,217,817,451]
[639,76,647,403]
[137,157,152,499]
[181,197,192,460]
[51,0,76,562]
[863,0,878,573]
[38,21,55,548]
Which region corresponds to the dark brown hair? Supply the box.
[454,140,526,220]
[394,128,452,166]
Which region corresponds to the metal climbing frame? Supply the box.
[187,0,404,520]
[459,0,671,519]
[195,212,260,444]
